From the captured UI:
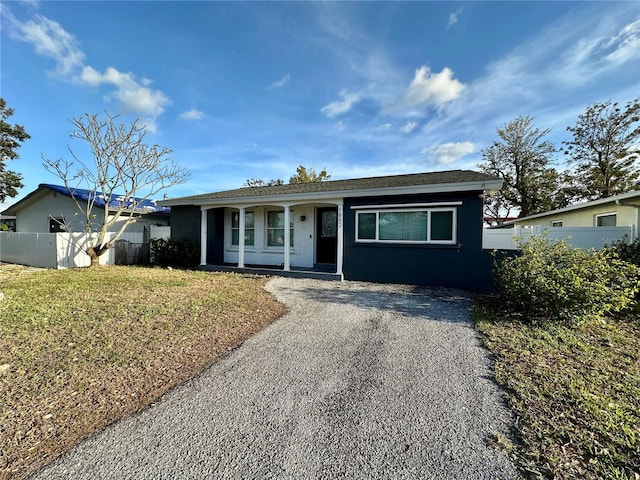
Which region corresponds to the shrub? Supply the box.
[150,238,200,269]
[494,236,640,323]
[608,236,640,266]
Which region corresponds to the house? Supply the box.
[1,184,171,236]
[510,190,639,240]
[159,170,503,291]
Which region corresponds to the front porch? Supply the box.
[200,263,343,281]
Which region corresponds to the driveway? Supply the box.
[34,277,519,480]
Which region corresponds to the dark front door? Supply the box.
[316,207,337,264]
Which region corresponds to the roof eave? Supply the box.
[160,179,503,207]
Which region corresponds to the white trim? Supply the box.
[199,208,208,266]
[351,201,462,210]
[238,207,245,268]
[161,181,502,208]
[336,202,344,278]
[355,207,457,245]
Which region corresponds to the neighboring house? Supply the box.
[0,215,16,231]
[160,170,503,291]
[1,184,170,235]
[510,190,640,240]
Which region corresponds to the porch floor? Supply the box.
[200,264,343,281]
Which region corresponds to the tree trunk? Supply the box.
[86,245,109,267]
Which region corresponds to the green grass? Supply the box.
[0,266,286,480]
[473,299,640,479]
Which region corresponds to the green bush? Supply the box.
[494,236,640,323]
[608,236,640,266]
[150,238,200,269]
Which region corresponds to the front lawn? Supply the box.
[0,266,286,480]
[474,300,640,479]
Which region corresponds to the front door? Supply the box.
[316,207,337,264]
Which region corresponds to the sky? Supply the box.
[1,0,639,209]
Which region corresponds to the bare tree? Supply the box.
[43,113,189,267]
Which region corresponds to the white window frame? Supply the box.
[231,210,255,246]
[550,220,563,227]
[355,207,457,245]
[266,209,294,248]
[595,212,617,227]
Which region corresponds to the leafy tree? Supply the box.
[0,98,30,202]
[43,113,189,267]
[289,165,331,184]
[478,115,561,221]
[245,165,330,187]
[564,98,640,200]
[244,178,284,187]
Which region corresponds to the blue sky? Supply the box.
[1,1,639,208]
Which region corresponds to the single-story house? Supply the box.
[510,190,639,240]
[160,170,503,291]
[1,184,170,236]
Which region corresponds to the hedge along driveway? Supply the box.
[33,277,519,480]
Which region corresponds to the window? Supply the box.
[49,217,66,233]
[231,211,254,246]
[356,208,456,244]
[267,210,294,247]
[596,213,616,227]
[550,220,563,227]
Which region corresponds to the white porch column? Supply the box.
[336,202,344,278]
[283,206,291,271]
[200,207,208,266]
[238,207,245,268]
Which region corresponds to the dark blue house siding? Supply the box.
[342,191,496,291]
[169,206,224,264]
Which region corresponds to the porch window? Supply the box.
[267,210,294,247]
[356,208,456,244]
[231,211,254,245]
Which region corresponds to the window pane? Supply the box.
[357,213,376,240]
[596,214,616,227]
[231,212,239,228]
[232,229,239,245]
[268,211,284,228]
[403,212,427,240]
[244,229,255,245]
[379,212,403,240]
[245,212,254,228]
[431,211,453,240]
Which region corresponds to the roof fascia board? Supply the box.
[163,180,502,207]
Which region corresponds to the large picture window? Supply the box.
[231,211,254,246]
[356,208,456,244]
[267,210,294,247]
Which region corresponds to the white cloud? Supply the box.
[399,121,418,133]
[179,109,205,121]
[3,6,170,130]
[397,66,465,110]
[269,73,291,89]
[447,9,463,29]
[375,123,392,131]
[4,10,84,75]
[321,90,361,118]
[421,142,476,165]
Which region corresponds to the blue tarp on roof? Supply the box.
[42,184,170,214]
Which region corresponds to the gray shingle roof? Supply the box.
[162,170,500,204]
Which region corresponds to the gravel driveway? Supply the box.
[33,277,519,480]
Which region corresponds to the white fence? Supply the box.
[0,231,156,269]
[482,225,634,251]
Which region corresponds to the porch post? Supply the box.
[238,207,245,268]
[200,207,207,266]
[336,202,344,278]
[283,206,291,271]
